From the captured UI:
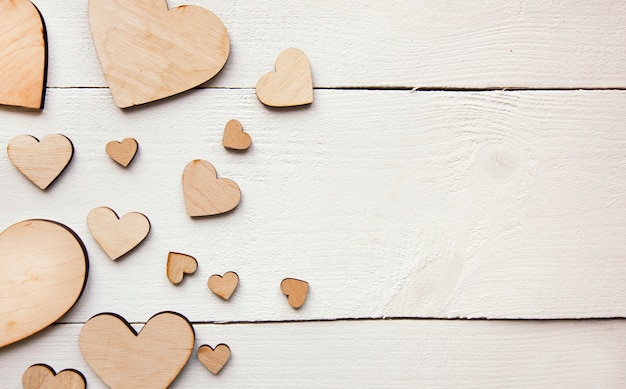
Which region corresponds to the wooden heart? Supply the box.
[87,207,150,260]
[198,344,231,375]
[0,0,47,109]
[256,48,313,107]
[79,312,195,388]
[280,278,309,309]
[89,0,230,108]
[208,272,239,300]
[106,138,138,167]
[23,364,86,389]
[182,160,241,217]
[7,134,74,190]
[167,252,198,284]
[222,119,251,150]
[0,220,88,348]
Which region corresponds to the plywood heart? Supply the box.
[167,252,197,284]
[281,278,309,309]
[87,207,150,260]
[198,344,231,375]
[182,160,241,217]
[222,119,251,150]
[106,138,138,167]
[23,364,86,389]
[208,272,239,300]
[256,48,313,107]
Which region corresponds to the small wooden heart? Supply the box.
[256,48,313,107]
[182,160,241,217]
[198,344,231,375]
[23,364,86,389]
[208,272,239,300]
[106,138,138,167]
[222,119,251,150]
[7,134,74,190]
[281,278,309,309]
[79,311,195,388]
[167,252,198,284]
[87,206,150,260]
[0,0,47,109]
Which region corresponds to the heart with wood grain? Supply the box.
[79,311,195,388]
[87,206,151,260]
[182,159,241,217]
[222,119,251,150]
[281,278,309,309]
[23,364,86,389]
[106,138,138,167]
[208,271,239,300]
[167,252,198,284]
[256,48,313,107]
[198,344,231,375]
[88,0,230,108]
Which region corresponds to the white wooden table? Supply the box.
[1,0,625,387]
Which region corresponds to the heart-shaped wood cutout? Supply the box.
[182,160,241,217]
[0,0,47,109]
[281,278,309,309]
[208,272,239,300]
[0,220,88,348]
[256,48,313,107]
[7,134,74,190]
[198,344,231,375]
[23,364,86,389]
[106,138,138,167]
[89,0,230,108]
[222,119,251,150]
[167,252,198,284]
[87,206,150,260]
[79,312,195,388]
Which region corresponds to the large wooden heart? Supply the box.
[0,220,88,348]
[88,0,230,108]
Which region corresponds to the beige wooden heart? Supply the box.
[0,0,47,109]
[0,220,88,348]
[208,272,239,300]
[23,364,86,389]
[197,344,231,375]
[222,119,251,150]
[167,252,198,284]
[89,0,230,108]
[256,48,313,107]
[87,207,150,260]
[182,160,241,217]
[79,312,195,389]
[7,134,73,190]
[281,278,309,309]
[106,138,138,167]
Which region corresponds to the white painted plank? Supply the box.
[0,89,624,320]
[0,320,625,388]
[29,0,626,90]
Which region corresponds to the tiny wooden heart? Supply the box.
[208,272,239,300]
[222,119,251,150]
[0,220,88,348]
[0,0,47,109]
[256,48,313,107]
[23,364,86,389]
[89,0,230,108]
[281,278,309,309]
[167,252,198,284]
[182,160,241,217]
[198,344,231,375]
[87,206,150,260]
[7,134,74,190]
[106,138,138,167]
[79,311,195,388]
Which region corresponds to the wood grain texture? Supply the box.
[182,160,241,217]
[167,252,198,285]
[86,207,150,260]
[208,272,239,301]
[281,278,309,309]
[22,364,86,389]
[256,48,313,107]
[106,138,138,167]
[222,119,251,151]
[197,344,230,375]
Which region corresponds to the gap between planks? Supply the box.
[42,86,626,92]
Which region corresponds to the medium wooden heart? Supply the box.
[7,134,74,190]
[256,48,313,107]
[0,220,88,348]
[89,0,230,108]
[197,344,231,375]
[0,0,47,109]
[106,138,138,167]
[281,278,309,309]
[182,160,241,217]
[208,272,239,300]
[79,312,195,389]
[23,364,86,389]
[222,119,251,150]
[87,206,150,260]
[167,252,198,284]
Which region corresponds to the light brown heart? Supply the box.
[89,0,230,108]
[281,278,309,309]
[87,206,151,260]
[198,344,231,375]
[182,159,241,217]
[0,0,47,109]
[256,48,313,107]
[106,138,138,167]
[0,220,88,348]
[167,252,198,284]
[79,312,195,389]
[23,364,86,389]
[222,119,251,150]
[7,134,74,190]
[208,272,239,300]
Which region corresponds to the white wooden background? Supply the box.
[1,0,625,387]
